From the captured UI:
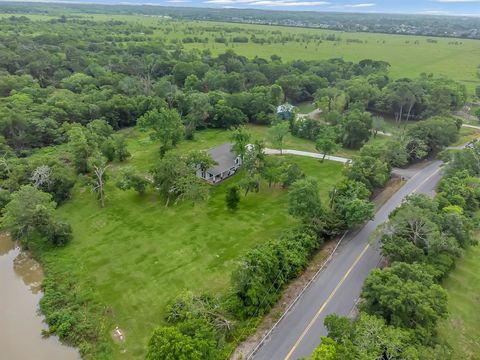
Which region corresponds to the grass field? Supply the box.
[437,243,480,360]
[1,13,479,94]
[40,126,344,358]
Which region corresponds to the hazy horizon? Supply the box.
[2,0,480,17]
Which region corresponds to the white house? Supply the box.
[197,143,242,184]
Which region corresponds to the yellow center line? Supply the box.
[284,243,371,360]
[284,165,442,360]
[411,166,441,194]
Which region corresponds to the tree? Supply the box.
[371,116,387,137]
[269,121,290,154]
[146,326,206,360]
[361,262,448,339]
[90,156,109,208]
[2,185,71,247]
[173,173,210,205]
[474,107,480,122]
[186,151,216,173]
[230,126,251,163]
[226,186,240,210]
[31,165,52,189]
[341,110,372,149]
[345,155,390,190]
[116,168,149,196]
[67,125,90,173]
[309,337,339,360]
[137,108,184,157]
[288,178,324,223]
[315,128,339,162]
[113,135,131,162]
[2,185,56,241]
[321,313,419,360]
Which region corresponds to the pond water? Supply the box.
[0,232,80,360]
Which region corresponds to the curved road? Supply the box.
[250,159,444,360]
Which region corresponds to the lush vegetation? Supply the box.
[308,144,480,359]
[0,7,476,360]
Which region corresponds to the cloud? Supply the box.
[341,2,375,7]
[433,0,480,2]
[204,0,329,5]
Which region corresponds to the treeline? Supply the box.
[0,16,466,156]
[308,145,480,359]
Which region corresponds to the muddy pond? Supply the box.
[0,232,79,360]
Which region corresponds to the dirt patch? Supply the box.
[372,177,405,211]
[230,239,339,360]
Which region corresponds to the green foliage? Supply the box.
[315,128,339,162]
[345,155,390,190]
[1,185,72,247]
[229,227,320,319]
[230,126,251,162]
[226,186,240,210]
[288,178,324,223]
[151,152,210,206]
[40,272,111,359]
[116,167,150,196]
[269,121,290,154]
[146,326,212,360]
[321,313,420,360]
[361,262,448,340]
[138,108,184,157]
[340,110,372,149]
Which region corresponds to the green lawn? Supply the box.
[42,128,344,359]
[437,243,480,360]
[295,101,316,114]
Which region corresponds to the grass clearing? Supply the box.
[42,127,344,359]
[437,243,480,359]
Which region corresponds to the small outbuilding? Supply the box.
[276,103,295,120]
[197,143,241,184]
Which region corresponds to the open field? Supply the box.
[38,127,344,358]
[1,13,479,94]
[437,242,480,360]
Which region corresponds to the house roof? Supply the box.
[207,143,238,175]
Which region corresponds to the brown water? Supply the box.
[0,232,80,360]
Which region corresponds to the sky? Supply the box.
[175,0,480,16]
[6,0,480,16]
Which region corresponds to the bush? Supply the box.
[225,186,240,210]
[229,227,320,319]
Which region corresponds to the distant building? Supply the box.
[197,143,242,184]
[276,103,295,120]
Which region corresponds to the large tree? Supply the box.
[137,108,184,157]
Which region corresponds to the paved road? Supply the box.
[251,159,444,360]
[265,148,350,163]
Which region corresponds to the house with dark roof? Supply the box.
[197,143,242,184]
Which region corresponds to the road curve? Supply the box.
[251,160,444,360]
